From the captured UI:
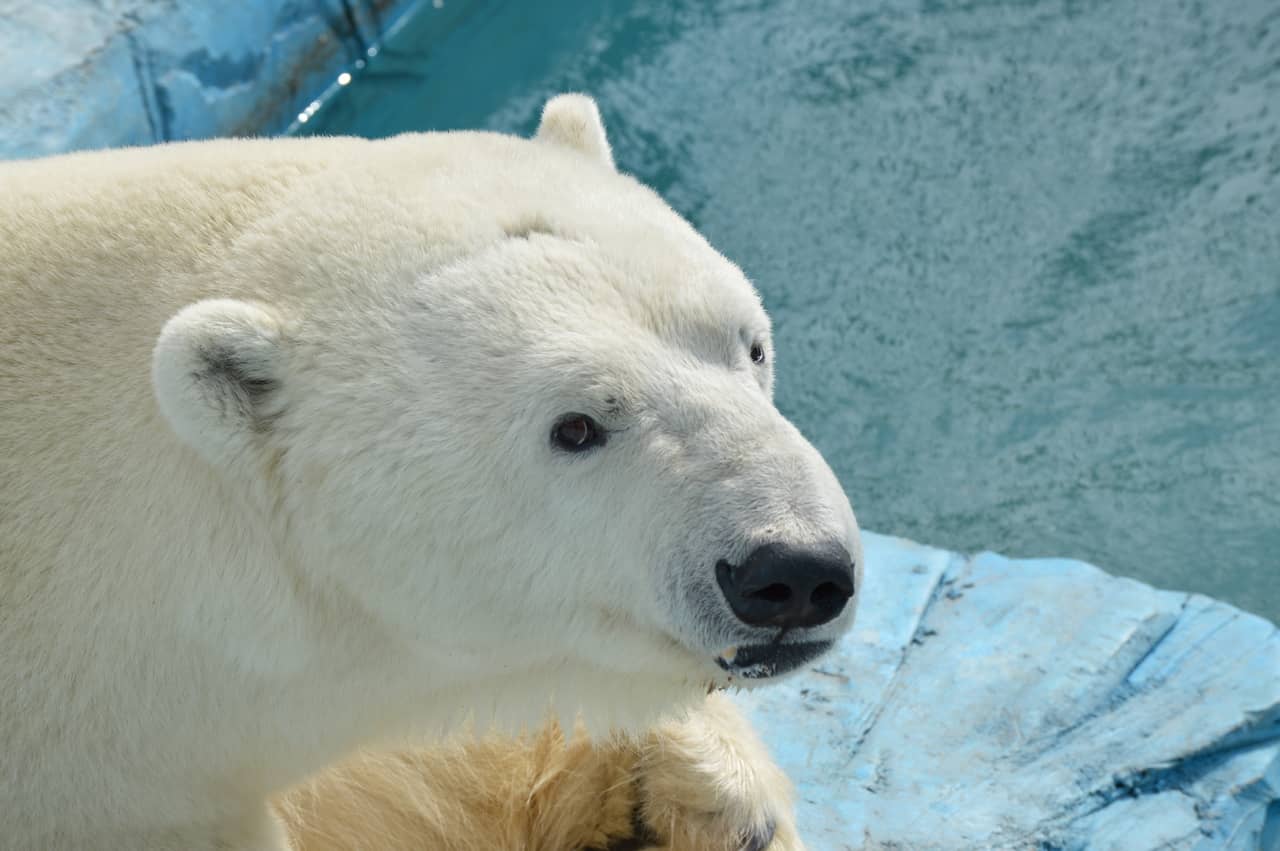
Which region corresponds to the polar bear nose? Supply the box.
[715,542,855,629]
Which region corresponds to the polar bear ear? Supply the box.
[534,93,615,171]
[152,299,287,467]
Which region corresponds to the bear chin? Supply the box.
[715,639,836,681]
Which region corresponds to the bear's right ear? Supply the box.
[152,299,287,467]
[534,93,615,171]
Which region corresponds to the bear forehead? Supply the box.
[406,223,768,372]
[375,132,770,351]
[256,132,768,372]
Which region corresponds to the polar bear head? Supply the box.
[152,95,862,727]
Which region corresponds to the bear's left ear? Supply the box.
[152,299,288,468]
[534,93,615,171]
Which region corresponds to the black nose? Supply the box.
[716,541,856,630]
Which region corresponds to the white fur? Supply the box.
[152,299,288,467]
[535,92,615,169]
[0,96,860,849]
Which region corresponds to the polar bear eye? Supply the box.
[551,413,606,453]
[750,342,767,365]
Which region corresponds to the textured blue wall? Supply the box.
[0,0,427,159]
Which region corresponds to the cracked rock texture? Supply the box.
[735,532,1280,849]
[0,0,415,159]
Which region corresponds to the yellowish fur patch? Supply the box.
[275,694,802,851]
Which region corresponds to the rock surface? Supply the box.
[0,0,419,159]
[735,532,1280,849]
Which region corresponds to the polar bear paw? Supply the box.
[627,692,804,851]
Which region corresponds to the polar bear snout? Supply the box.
[714,541,855,630]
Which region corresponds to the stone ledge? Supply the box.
[735,532,1280,849]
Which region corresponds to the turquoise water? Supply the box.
[303,0,1280,623]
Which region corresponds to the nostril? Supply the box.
[747,583,793,604]
[810,581,850,610]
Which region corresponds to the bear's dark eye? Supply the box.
[552,413,606,453]
[750,342,767,365]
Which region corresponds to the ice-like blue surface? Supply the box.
[734,533,1280,849]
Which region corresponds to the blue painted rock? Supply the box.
[734,533,1280,850]
[0,0,416,159]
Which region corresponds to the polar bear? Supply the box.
[0,95,862,850]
